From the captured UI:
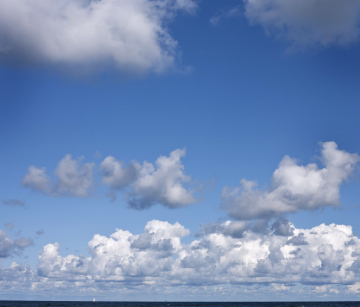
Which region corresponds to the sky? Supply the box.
[2,0,360,302]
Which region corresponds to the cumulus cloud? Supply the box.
[222,142,360,220]
[0,230,33,258]
[34,220,360,289]
[244,0,360,50]
[22,155,95,197]
[2,199,25,207]
[101,148,197,209]
[0,0,196,73]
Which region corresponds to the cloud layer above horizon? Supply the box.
[2,219,360,296]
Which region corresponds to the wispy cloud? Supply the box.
[210,6,242,25]
[3,199,25,207]
[244,0,360,50]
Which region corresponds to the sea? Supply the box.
[0,302,359,307]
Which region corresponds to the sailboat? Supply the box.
[93,298,96,302]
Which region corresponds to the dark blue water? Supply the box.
[0,302,359,307]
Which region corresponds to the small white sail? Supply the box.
[93,298,96,302]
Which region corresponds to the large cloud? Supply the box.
[222,142,360,220]
[0,219,360,297]
[0,0,196,73]
[101,148,197,209]
[35,219,360,289]
[244,0,360,49]
[22,155,95,197]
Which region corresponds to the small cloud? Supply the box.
[210,6,242,25]
[4,222,14,230]
[348,282,360,293]
[36,229,45,236]
[93,151,102,160]
[22,155,95,198]
[3,199,25,207]
[0,230,33,258]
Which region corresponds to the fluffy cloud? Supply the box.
[0,230,33,258]
[35,220,360,289]
[101,148,196,209]
[244,0,360,49]
[37,220,190,281]
[0,0,196,73]
[222,142,360,220]
[23,149,196,208]
[22,155,95,197]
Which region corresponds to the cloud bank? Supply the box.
[244,0,360,49]
[0,0,196,73]
[32,219,360,289]
[1,219,360,297]
[222,142,360,220]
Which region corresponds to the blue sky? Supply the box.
[2,0,360,301]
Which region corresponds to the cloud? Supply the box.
[3,199,25,207]
[22,155,95,197]
[1,219,360,297]
[221,142,360,220]
[210,6,242,25]
[244,0,360,50]
[0,0,196,74]
[34,220,360,289]
[101,148,197,209]
[36,229,45,236]
[4,222,14,230]
[0,230,33,258]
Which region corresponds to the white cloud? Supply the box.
[22,155,95,197]
[101,148,197,209]
[0,0,196,74]
[128,148,196,209]
[2,219,360,297]
[0,229,33,258]
[222,142,360,220]
[34,220,360,289]
[348,282,360,293]
[244,0,360,49]
[100,156,137,191]
[24,149,196,207]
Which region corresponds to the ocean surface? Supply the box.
[0,302,359,307]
